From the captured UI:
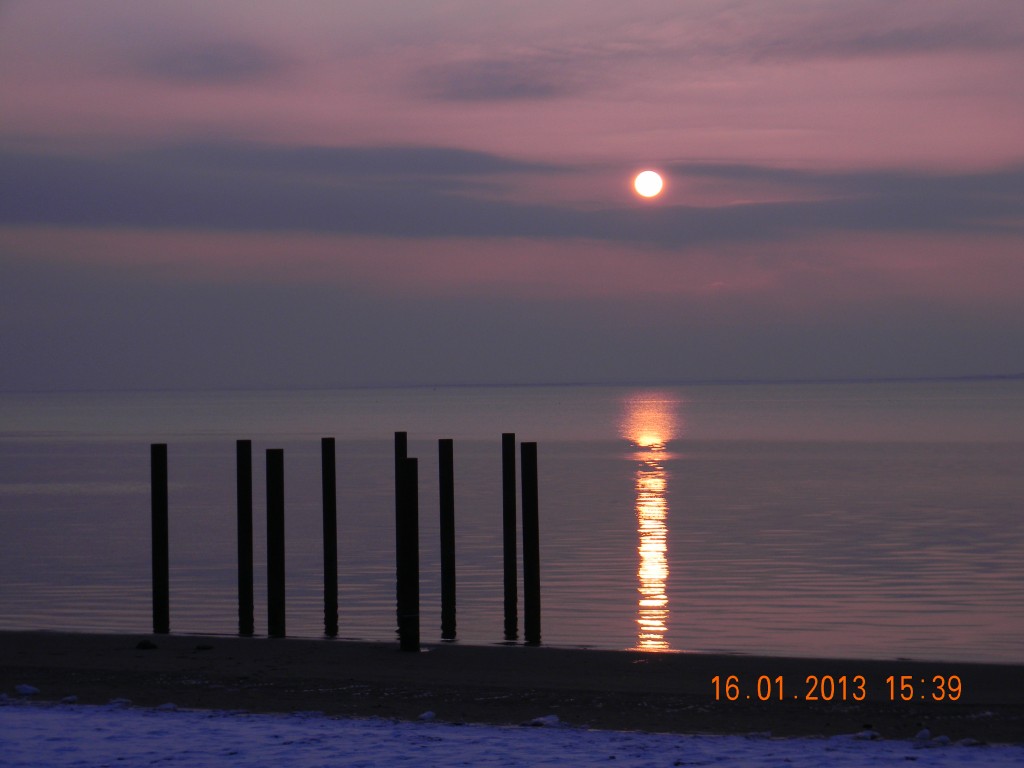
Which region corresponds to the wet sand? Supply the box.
[2,631,1021,743]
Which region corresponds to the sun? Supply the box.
[633,170,664,198]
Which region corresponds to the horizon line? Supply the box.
[2,371,1022,397]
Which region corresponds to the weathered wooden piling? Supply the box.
[236,439,254,637]
[521,441,541,645]
[439,438,456,640]
[502,433,518,640]
[394,432,408,493]
[396,456,420,651]
[266,448,286,638]
[322,437,338,638]
[394,431,407,632]
[150,443,170,635]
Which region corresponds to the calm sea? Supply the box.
[1,380,1022,663]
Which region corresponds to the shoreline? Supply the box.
[2,631,1022,743]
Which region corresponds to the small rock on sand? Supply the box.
[525,714,560,727]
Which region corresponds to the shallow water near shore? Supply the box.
[1,380,1022,663]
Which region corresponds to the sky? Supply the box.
[1,0,1022,390]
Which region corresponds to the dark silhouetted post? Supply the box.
[502,433,518,640]
[150,443,169,635]
[266,448,286,638]
[439,438,456,640]
[521,441,541,645]
[394,433,408,496]
[322,437,338,638]
[396,456,420,652]
[394,431,407,632]
[236,439,254,637]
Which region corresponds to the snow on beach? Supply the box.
[3,699,1023,768]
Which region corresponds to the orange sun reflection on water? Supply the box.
[621,393,681,651]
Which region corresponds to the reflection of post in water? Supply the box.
[622,394,679,651]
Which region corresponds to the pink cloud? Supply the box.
[2,1,1021,176]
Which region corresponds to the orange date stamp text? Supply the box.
[711,674,962,702]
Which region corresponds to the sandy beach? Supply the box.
[2,631,1021,744]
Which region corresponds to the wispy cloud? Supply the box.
[2,142,1021,246]
[132,40,292,85]
[139,142,565,177]
[653,1,1024,63]
[417,56,587,101]
[672,162,1024,216]
[744,12,1024,63]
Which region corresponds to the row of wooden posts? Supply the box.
[149,432,541,650]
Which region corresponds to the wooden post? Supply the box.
[394,431,407,633]
[266,448,286,638]
[236,440,254,637]
[439,438,456,640]
[502,432,518,640]
[322,437,338,638]
[521,441,541,646]
[150,443,169,635]
[396,456,420,651]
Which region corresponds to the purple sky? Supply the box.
[2,1,1022,389]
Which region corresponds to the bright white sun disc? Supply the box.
[634,170,664,198]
